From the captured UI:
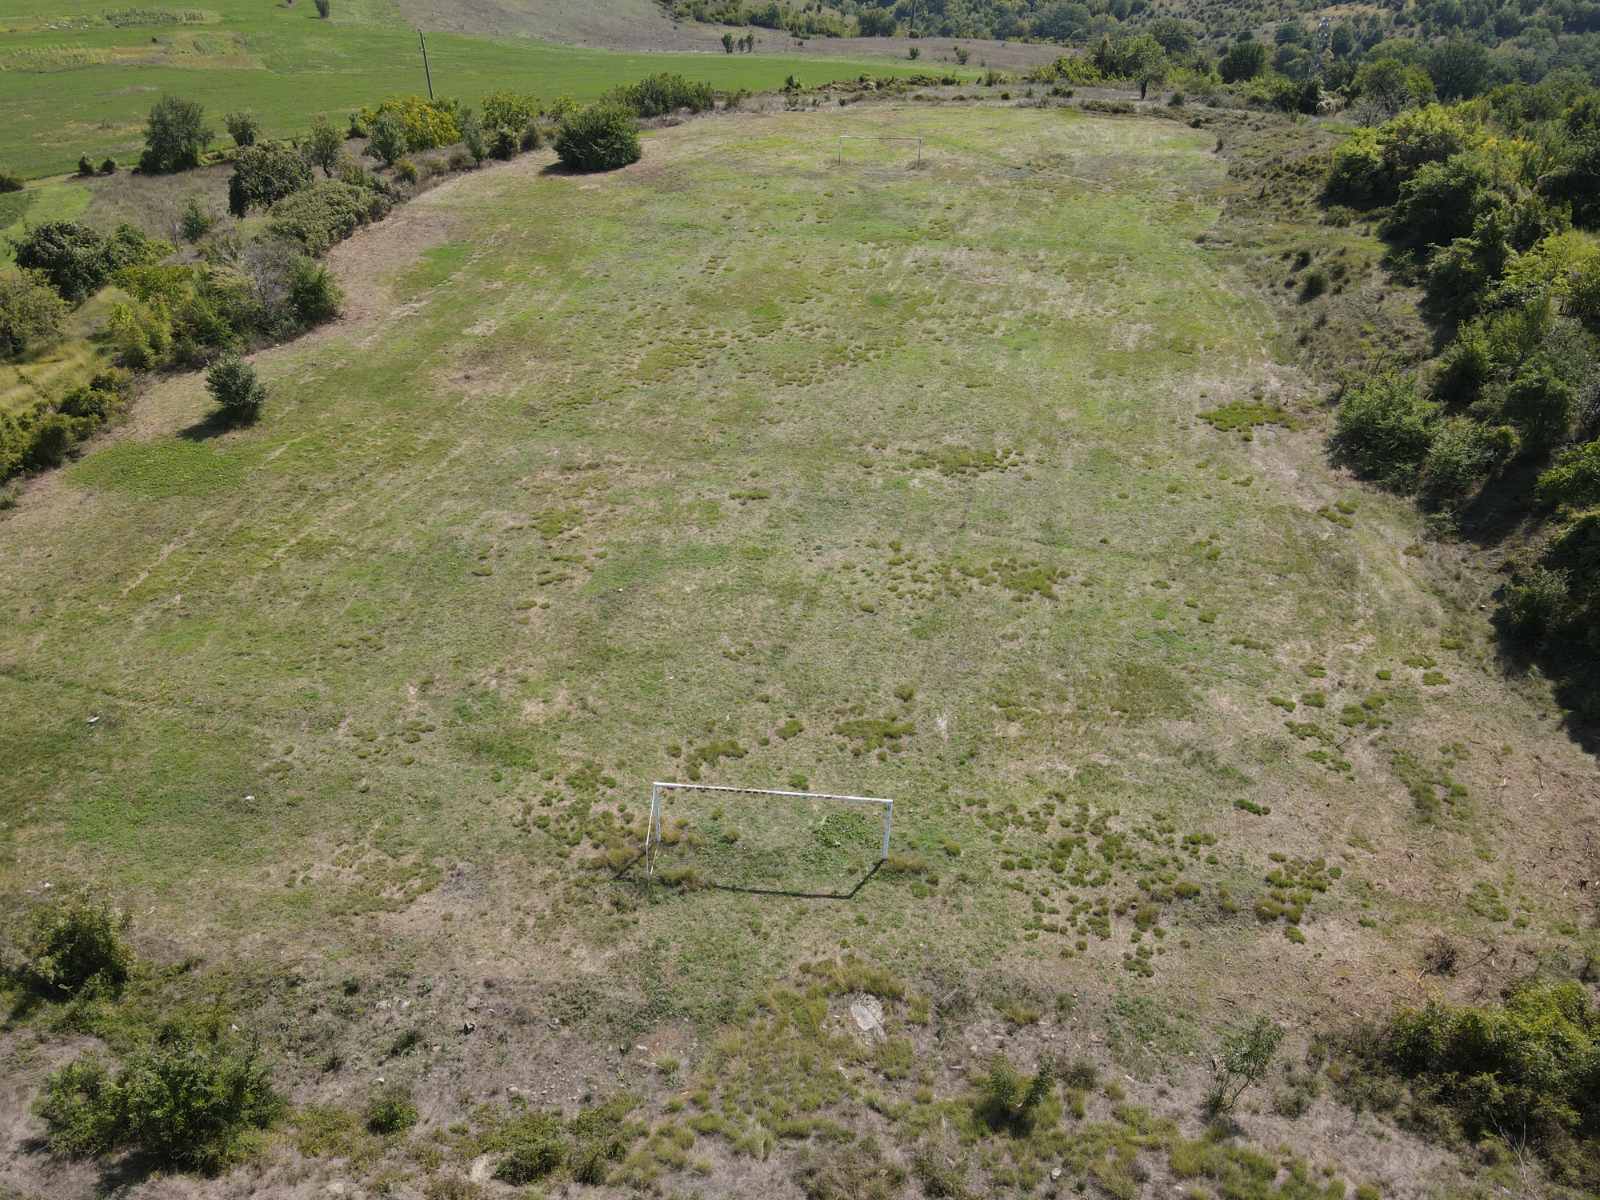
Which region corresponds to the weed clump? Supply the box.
[365,1083,418,1134]
[975,1054,1055,1134]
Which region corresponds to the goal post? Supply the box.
[836,135,924,167]
[644,781,894,882]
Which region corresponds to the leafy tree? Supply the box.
[139,95,212,174]
[228,141,313,217]
[0,170,21,193]
[1207,1015,1284,1115]
[0,270,68,358]
[1428,38,1494,101]
[1353,58,1436,118]
[206,353,266,423]
[1146,16,1194,55]
[1218,39,1267,84]
[1035,1,1091,42]
[722,32,734,53]
[305,116,343,177]
[366,110,407,167]
[857,8,895,36]
[553,103,641,172]
[224,110,259,148]
[1122,34,1168,100]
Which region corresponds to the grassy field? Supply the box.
[2,103,1596,1197]
[0,0,950,178]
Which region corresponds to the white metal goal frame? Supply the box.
[643,781,895,879]
[836,135,924,167]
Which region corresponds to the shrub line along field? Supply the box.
[0,0,955,179]
[4,93,1599,1197]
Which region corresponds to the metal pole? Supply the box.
[881,800,893,861]
[418,30,434,102]
[646,783,660,878]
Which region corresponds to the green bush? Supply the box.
[1500,361,1574,452]
[481,90,538,133]
[1333,373,1437,489]
[205,353,265,423]
[228,141,312,217]
[306,116,344,178]
[287,256,342,326]
[1419,416,1502,502]
[393,157,419,184]
[12,221,170,303]
[357,95,460,154]
[39,1034,282,1171]
[179,196,214,242]
[609,73,715,118]
[224,110,259,148]
[366,111,407,166]
[460,109,487,166]
[267,180,389,256]
[99,158,117,176]
[975,1054,1054,1134]
[139,94,212,174]
[15,896,132,998]
[0,269,68,358]
[490,125,519,161]
[492,1112,565,1183]
[554,103,641,173]
[1383,981,1599,1180]
[1538,440,1600,508]
[0,170,22,192]
[77,155,95,178]
[1502,565,1569,642]
[1385,152,1493,248]
[1218,39,1267,83]
[365,1084,418,1134]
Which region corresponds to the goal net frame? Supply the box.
[643,781,895,880]
[836,135,924,167]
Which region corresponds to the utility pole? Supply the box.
[418,30,434,101]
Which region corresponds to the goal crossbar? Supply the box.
[644,781,895,878]
[836,135,924,166]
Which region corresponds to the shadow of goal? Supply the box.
[642,782,895,899]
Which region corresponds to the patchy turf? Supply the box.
[2,102,1597,1198]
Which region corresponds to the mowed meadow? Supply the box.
[3,102,1597,1197]
[0,0,940,178]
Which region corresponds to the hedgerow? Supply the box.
[267,180,391,256]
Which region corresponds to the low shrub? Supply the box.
[520,122,544,152]
[1332,372,1437,490]
[489,125,519,161]
[1502,565,1570,642]
[1538,439,1600,509]
[78,155,95,178]
[554,103,641,173]
[460,110,487,166]
[40,1033,282,1171]
[393,157,419,184]
[267,179,388,256]
[205,353,265,423]
[179,196,214,242]
[0,170,22,192]
[99,158,117,176]
[364,1084,418,1134]
[224,110,259,148]
[357,95,460,155]
[287,256,342,326]
[1376,981,1599,1183]
[13,896,132,998]
[975,1054,1054,1134]
[0,269,69,358]
[481,90,538,133]
[228,140,313,217]
[492,1112,565,1183]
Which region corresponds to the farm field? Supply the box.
[3,101,1597,1198]
[0,0,949,178]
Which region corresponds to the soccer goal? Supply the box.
[836,135,924,168]
[643,782,894,896]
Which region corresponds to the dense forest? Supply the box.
[667,0,1600,85]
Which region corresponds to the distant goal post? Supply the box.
[836,135,924,167]
[643,781,895,880]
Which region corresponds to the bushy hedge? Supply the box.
[266,179,390,256]
[608,73,715,118]
[554,104,641,173]
[227,141,313,217]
